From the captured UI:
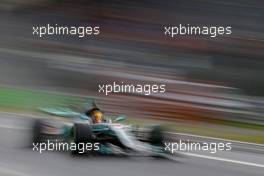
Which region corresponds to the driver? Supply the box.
[91,109,103,123]
[85,107,104,124]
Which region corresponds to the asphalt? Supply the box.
[0,112,263,176]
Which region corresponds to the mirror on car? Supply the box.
[114,115,126,122]
[107,118,112,123]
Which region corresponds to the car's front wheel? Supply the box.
[149,125,164,147]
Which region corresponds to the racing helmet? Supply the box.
[91,110,103,123]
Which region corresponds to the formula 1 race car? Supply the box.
[32,101,168,158]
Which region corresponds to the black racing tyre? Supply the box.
[72,123,93,155]
[149,126,164,146]
[32,119,44,144]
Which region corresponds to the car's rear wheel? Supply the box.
[32,119,44,144]
[72,123,93,155]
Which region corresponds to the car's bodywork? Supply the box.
[32,104,168,157]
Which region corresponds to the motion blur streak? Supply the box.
[0,0,263,176]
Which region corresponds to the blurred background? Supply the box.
[0,0,263,143]
[0,1,263,176]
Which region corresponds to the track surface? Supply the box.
[0,113,263,176]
